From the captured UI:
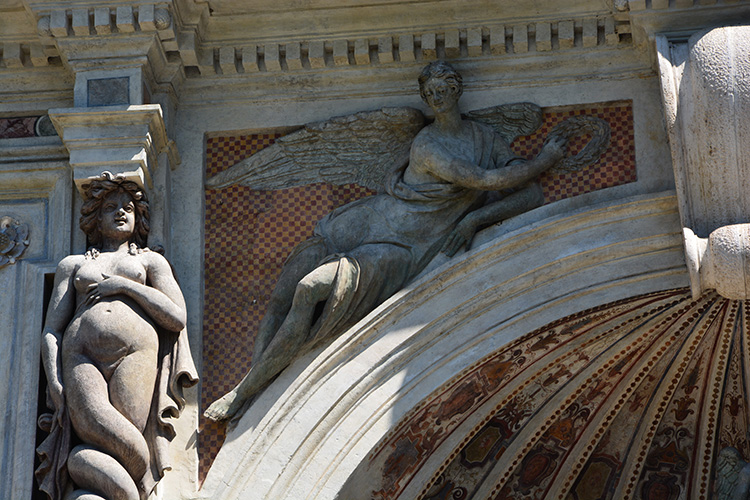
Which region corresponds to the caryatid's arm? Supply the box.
[41,255,81,424]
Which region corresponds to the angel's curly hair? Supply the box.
[418,61,464,103]
[79,172,150,250]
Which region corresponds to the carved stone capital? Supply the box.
[657,25,750,299]
[684,225,750,301]
[49,104,170,193]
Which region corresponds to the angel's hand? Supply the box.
[540,135,567,162]
[442,218,479,257]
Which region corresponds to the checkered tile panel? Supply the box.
[516,103,636,202]
[202,133,375,479]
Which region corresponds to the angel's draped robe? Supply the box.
[296,120,518,344]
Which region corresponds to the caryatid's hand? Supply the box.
[48,380,65,426]
[84,274,132,305]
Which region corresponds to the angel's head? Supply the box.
[418,61,464,112]
[80,172,150,250]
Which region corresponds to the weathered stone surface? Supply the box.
[37,173,197,500]
[200,192,686,500]
[202,62,599,423]
[0,216,30,268]
[658,25,750,299]
[87,76,130,106]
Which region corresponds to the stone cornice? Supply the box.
[177,45,650,107]
[5,0,748,77]
[191,16,632,77]
[626,0,750,56]
[0,0,745,107]
[17,2,635,78]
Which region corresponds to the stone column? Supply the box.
[657,26,750,299]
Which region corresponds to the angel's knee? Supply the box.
[294,261,338,306]
[523,181,544,208]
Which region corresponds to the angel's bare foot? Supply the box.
[204,390,243,422]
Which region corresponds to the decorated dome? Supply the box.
[358,288,748,499]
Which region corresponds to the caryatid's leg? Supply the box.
[65,356,152,495]
[67,445,140,500]
[205,260,339,421]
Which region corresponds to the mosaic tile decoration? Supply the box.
[200,101,636,480]
[361,289,692,499]
[519,102,636,203]
[202,133,375,479]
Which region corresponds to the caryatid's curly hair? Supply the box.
[418,60,464,103]
[79,172,150,250]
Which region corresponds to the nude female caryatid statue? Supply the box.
[204,61,609,422]
[36,173,198,500]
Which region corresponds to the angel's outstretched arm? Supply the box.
[441,182,544,256]
[424,136,565,191]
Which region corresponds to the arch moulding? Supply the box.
[200,191,687,500]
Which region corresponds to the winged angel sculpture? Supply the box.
[204,61,610,421]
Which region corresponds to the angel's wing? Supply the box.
[206,107,425,192]
[465,102,543,144]
[716,447,745,499]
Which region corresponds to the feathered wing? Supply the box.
[206,107,425,192]
[716,447,745,499]
[465,102,543,144]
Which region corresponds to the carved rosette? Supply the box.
[0,216,29,268]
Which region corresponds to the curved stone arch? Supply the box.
[352,288,734,500]
[199,191,687,500]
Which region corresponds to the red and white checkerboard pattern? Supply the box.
[521,103,636,202]
[202,134,375,478]
[200,102,636,480]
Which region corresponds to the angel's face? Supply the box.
[423,77,460,114]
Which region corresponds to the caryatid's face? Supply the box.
[98,190,136,243]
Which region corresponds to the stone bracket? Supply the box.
[49,104,169,194]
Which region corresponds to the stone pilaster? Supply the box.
[25,2,184,252]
